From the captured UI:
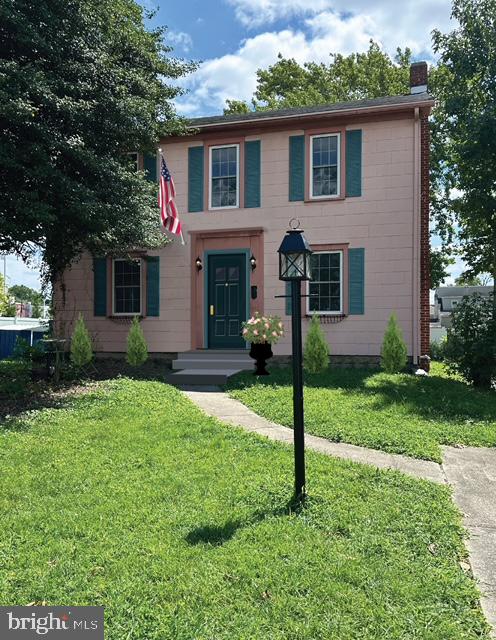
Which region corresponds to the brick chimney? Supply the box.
[410,61,428,94]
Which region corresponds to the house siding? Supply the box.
[57,115,422,358]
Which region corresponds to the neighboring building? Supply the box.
[434,285,493,328]
[56,62,433,368]
[0,317,48,359]
[14,301,32,318]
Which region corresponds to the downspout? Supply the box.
[412,108,421,365]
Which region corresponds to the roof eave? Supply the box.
[187,98,436,132]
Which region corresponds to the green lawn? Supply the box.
[225,362,496,462]
[0,378,490,639]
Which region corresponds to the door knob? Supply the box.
[210,305,214,316]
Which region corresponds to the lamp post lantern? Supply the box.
[278,220,312,500]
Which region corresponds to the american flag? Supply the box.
[159,155,184,244]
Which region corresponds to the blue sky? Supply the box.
[8,0,460,290]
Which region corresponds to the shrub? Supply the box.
[430,337,447,362]
[381,313,408,373]
[445,292,496,389]
[304,315,329,374]
[70,314,93,367]
[13,337,45,362]
[126,316,148,366]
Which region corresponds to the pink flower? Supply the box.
[265,323,270,329]
[272,331,277,337]
[262,334,267,340]
[278,322,283,329]
[253,330,258,335]
[242,328,248,335]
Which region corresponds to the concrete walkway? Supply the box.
[182,387,496,637]
[183,388,446,483]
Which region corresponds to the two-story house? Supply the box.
[56,62,433,378]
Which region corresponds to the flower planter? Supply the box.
[249,342,273,376]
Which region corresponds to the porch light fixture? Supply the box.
[250,254,257,271]
[277,219,312,501]
[195,256,203,271]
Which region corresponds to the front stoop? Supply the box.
[167,350,253,386]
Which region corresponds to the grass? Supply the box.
[225,362,496,462]
[0,377,491,639]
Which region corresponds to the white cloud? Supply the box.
[226,0,452,51]
[167,30,193,53]
[226,0,332,27]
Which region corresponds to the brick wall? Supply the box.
[420,109,430,356]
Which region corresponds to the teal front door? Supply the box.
[207,254,247,349]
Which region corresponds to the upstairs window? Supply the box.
[126,152,139,171]
[308,251,343,314]
[113,259,141,315]
[310,134,340,198]
[210,144,239,209]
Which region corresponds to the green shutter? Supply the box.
[188,146,204,212]
[345,130,362,197]
[348,248,365,315]
[289,135,305,201]
[285,282,292,316]
[93,257,107,317]
[146,256,160,317]
[244,140,261,208]
[144,152,157,182]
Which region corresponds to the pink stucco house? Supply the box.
[57,62,433,379]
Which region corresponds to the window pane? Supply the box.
[312,135,338,196]
[114,260,140,314]
[309,253,341,313]
[211,147,238,207]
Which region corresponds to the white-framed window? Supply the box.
[126,152,139,171]
[209,144,240,209]
[307,251,343,314]
[310,133,340,199]
[113,258,142,315]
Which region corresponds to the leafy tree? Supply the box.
[8,285,45,317]
[0,274,12,315]
[70,314,93,367]
[224,42,412,115]
[0,0,196,289]
[445,293,496,389]
[303,315,329,374]
[8,285,43,304]
[126,317,148,366]
[224,99,252,115]
[432,0,496,314]
[455,275,481,287]
[430,248,455,289]
[381,314,408,373]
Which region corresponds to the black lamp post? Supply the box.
[278,220,312,500]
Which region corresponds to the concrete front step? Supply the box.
[167,368,243,386]
[172,358,253,371]
[176,349,250,360]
